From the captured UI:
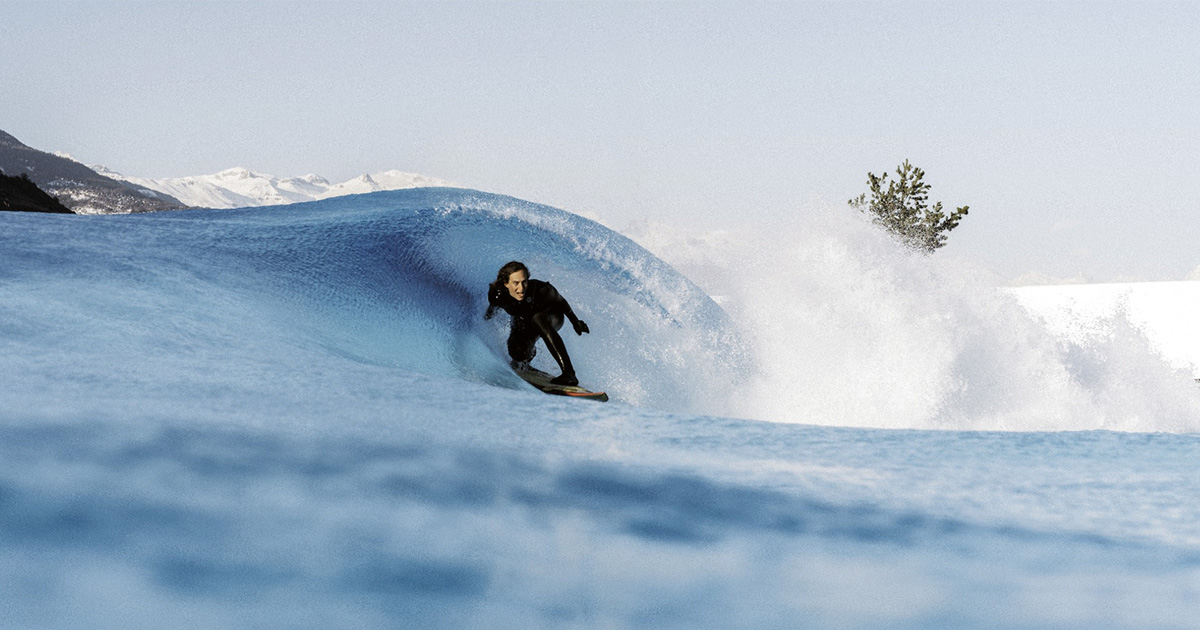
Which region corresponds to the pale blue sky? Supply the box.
[3,1,1198,282]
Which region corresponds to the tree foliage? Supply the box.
[848,160,968,253]
[0,168,72,213]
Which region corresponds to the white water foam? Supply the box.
[624,207,1200,432]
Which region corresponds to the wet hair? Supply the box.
[494,261,529,287]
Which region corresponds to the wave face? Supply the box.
[1,188,744,421]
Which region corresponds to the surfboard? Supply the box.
[514,367,609,402]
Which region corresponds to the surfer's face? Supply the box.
[505,269,528,301]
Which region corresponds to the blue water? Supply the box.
[4,189,1200,629]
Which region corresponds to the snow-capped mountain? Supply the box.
[93,166,455,209]
[313,170,455,201]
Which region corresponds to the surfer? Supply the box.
[485,260,590,386]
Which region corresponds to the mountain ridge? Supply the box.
[0,130,185,214]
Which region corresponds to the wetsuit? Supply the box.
[486,279,588,385]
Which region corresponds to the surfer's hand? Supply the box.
[484,306,496,320]
[573,319,589,336]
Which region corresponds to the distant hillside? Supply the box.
[0,169,73,213]
[0,130,186,214]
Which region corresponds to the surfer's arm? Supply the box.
[545,284,589,336]
[488,282,507,306]
[485,283,507,320]
[561,302,586,333]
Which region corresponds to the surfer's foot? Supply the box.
[510,359,531,371]
[550,372,578,387]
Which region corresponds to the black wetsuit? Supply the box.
[486,279,587,385]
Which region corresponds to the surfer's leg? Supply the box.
[507,320,538,369]
[531,312,577,386]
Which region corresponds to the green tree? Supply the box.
[848,160,969,253]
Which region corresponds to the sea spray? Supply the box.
[623,206,1200,432]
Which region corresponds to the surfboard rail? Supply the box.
[514,367,609,402]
